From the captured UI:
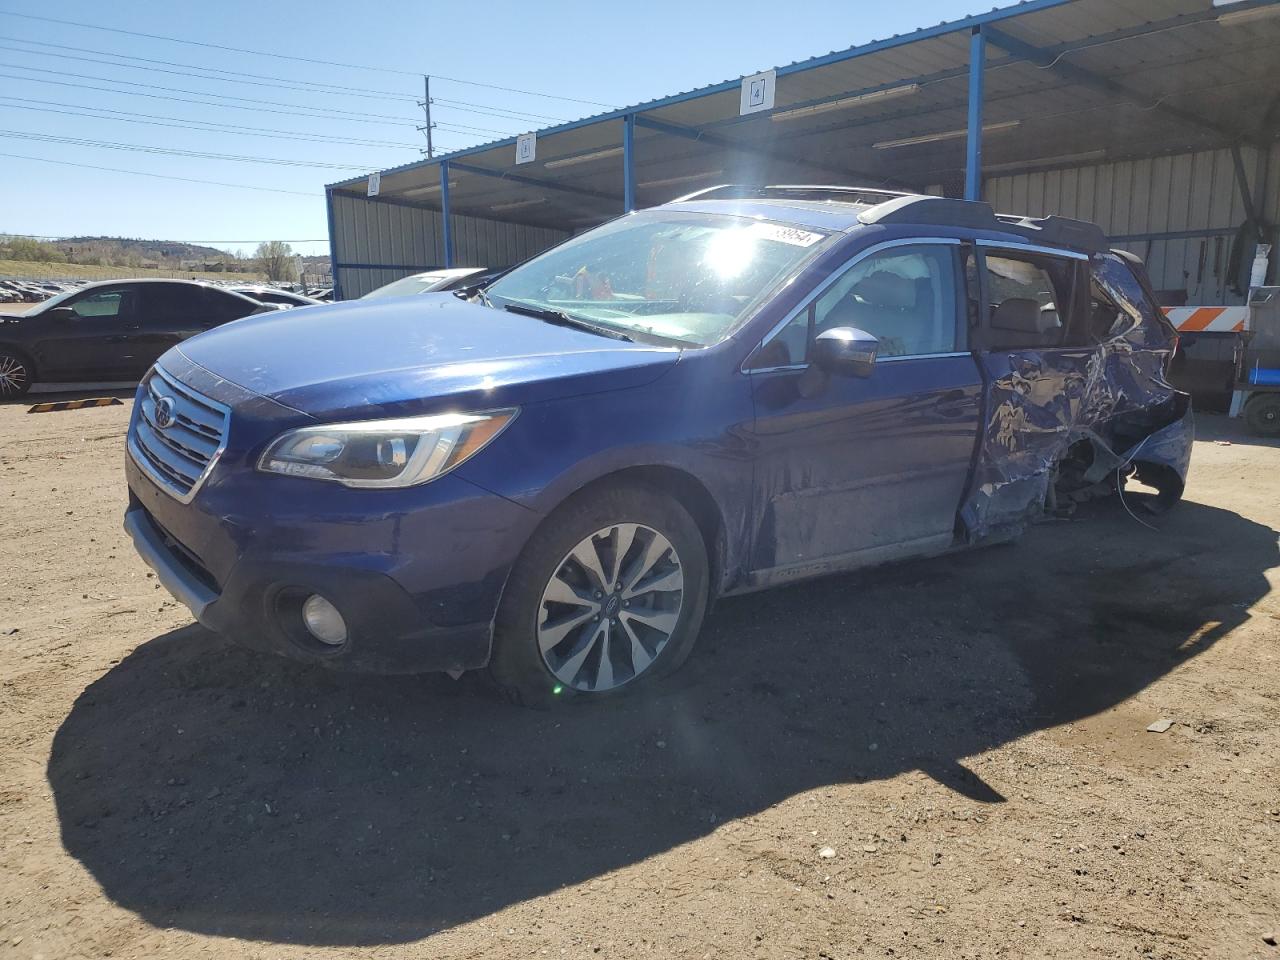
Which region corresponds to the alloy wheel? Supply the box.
[0,355,29,397]
[536,522,684,692]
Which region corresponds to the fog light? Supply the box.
[301,594,347,646]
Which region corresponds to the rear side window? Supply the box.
[1091,253,1169,340]
[200,288,259,324]
[976,250,1083,349]
[140,283,201,328]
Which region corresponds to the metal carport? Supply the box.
[326,0,1280,302]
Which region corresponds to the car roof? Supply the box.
[654,185,1109,254]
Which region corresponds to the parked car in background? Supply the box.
[0,279,276,397]
[361,267,490,299]
[124,186,1191,706]
[232,286,324,309]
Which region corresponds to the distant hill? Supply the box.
[59,237,233,262]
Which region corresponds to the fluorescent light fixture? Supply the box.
[544,146,624,169]
[402,180,457,197]
[1217,3,1280,24]
[982,149,1107,173]
[872,120,1021,149]
[638,169,725,188]
[770,83,920,122]
[490,197,547,211]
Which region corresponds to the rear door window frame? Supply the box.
[970,240,1090,352]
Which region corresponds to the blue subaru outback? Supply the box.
[124,186,1192,705]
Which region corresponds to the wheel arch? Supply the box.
[0,341,36,372]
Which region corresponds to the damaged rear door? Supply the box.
[744,237,983,582]
[960,241,1097,537]
[960,243,1191,538]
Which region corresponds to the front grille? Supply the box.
[129,365,229,502]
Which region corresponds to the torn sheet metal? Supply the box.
[960,251,1194,539]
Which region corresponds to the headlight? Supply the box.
[258,409,517,488]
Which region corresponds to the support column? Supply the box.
[324,188,341,301]
[623,113,636,213]
[965,26,986,201]
[439,160,454,268]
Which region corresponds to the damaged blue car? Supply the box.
[124,185,1192,705]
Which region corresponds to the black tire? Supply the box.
[0,350,33,399]
[489,483,709,708]
[1245,393,1280,437]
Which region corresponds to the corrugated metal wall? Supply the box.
[985,145,1279,305]
[329,192,568,299]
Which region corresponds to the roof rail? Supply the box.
[861,196,1107,252]
[674,183,914,205]
[992,213,1108,253]
[674,183,1109,253]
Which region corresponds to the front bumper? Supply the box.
[125,502,508,673]
[124,356,541,674]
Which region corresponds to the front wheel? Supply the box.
[0,351,32,398]
[490,484,709,707]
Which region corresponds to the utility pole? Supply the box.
[417,75,435,158]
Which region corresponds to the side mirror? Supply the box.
[45,306,77,322]
[812,326,878,377]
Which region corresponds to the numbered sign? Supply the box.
[516,132,537,165]
[740,70,776,116]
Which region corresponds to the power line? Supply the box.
[0,96,430,149]
[0,34,418,99]
[432,97,568,123]
[1,61,563,128]
[13,234,330,242]
[0,151,321,196]
[0,41,419,102]
[0,72,418,126]
[1,63,424,123]
[0,11,618,107]
[0,130,379,170]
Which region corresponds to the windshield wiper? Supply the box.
[500,303,634,342]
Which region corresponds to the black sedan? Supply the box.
[0,279,276,397]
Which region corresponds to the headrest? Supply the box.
[851,271,916,309]
[990,297,1053,334]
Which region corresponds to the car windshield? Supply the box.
[483,211,832,346]
[363,273,452,299]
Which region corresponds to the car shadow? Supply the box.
[48,497,1276,945]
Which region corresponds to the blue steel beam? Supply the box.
[440,159,453,268]
[632,115,902,187]
[965,26,985,201]
[450,160,620,204]
[623,113,636,212]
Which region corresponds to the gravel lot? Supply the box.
[1,392,1278,959]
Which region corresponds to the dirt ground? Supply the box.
[1,391,1278,960]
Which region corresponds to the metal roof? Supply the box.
[328,0,1280,233]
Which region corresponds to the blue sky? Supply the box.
[0,0,979,257]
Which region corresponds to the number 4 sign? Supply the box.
[740,70,776,116]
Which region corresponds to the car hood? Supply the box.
[172,293,680,419]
